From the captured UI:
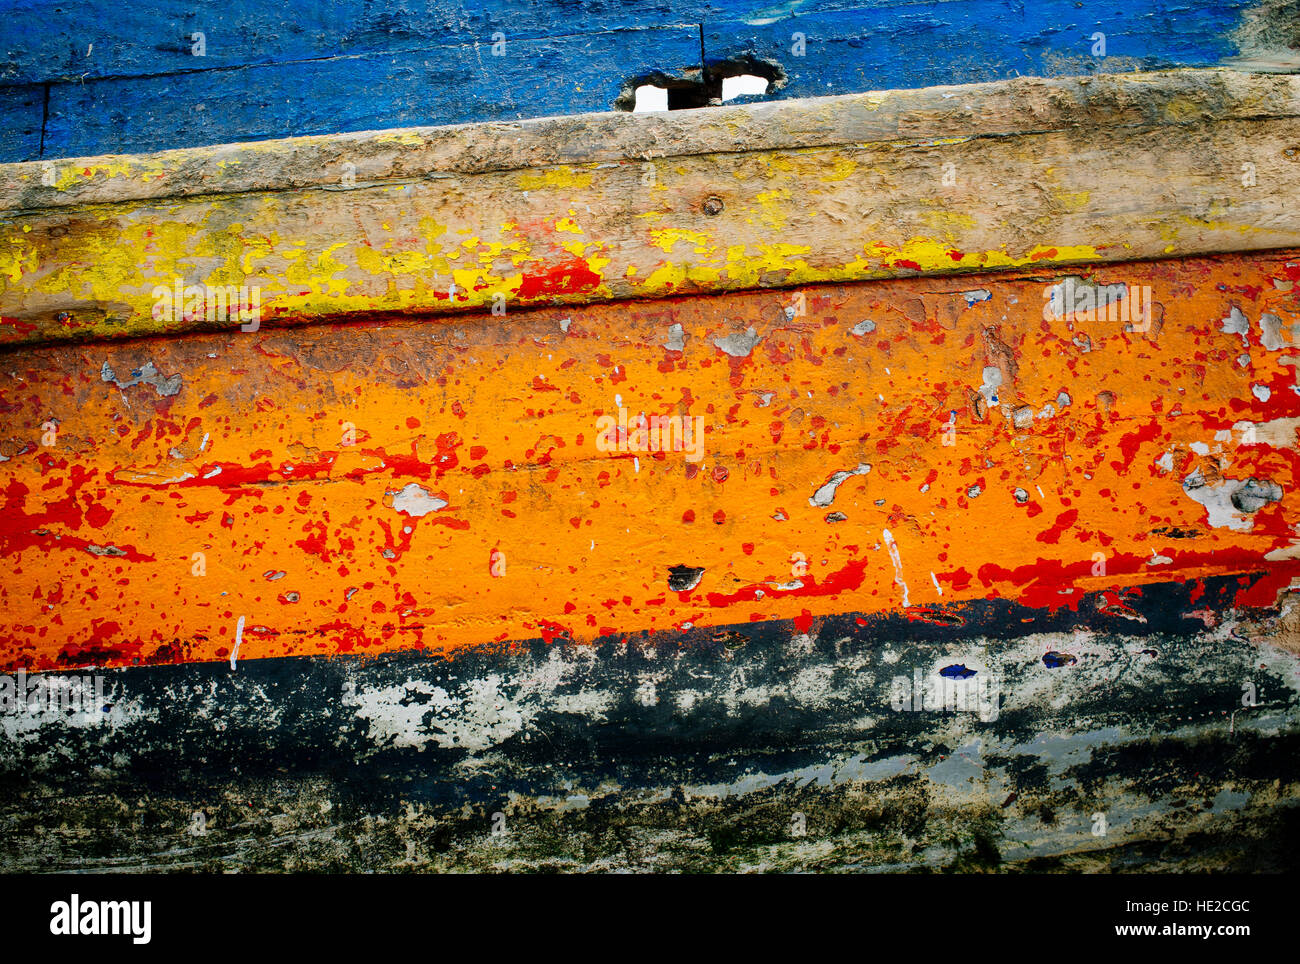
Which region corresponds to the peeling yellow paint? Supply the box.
[517,166,594,191]
[649,228,712,254]
[373,131,426,146]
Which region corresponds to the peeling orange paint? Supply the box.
[1,251,1297,670]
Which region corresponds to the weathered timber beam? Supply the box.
[7,68,1300,207]
[0,68,1298,345]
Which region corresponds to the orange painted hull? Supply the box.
[1,250,1298,670]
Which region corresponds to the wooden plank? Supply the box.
[1,69,1298,346]
[704,0,1259,101]
[2,590,1297,870]
[1,250,1296,670]
[39,27,704,159]
[15,67,1300,212]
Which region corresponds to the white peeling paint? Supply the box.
[809,462,870,507]
[388,482,448,517]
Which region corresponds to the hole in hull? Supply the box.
[721,74,769,101]
[616,56,786,112]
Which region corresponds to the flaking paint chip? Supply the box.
[712,326,762,357]
[387,483,448,517]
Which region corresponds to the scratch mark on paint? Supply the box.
[231,615,244,671]
[882,528,909,608]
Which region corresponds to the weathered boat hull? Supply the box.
[2,64,1298,873]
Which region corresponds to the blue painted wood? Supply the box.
[0,0,1259,86]
[0,1,701,84]
[704,0,1255,99]
[41,27,703,158]
[0,84,45,162]
[2,0,1272,162]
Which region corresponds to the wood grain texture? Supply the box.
[9,68,1298,211]
[2,69,1299,347]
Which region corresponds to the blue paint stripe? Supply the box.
[705,0,1253,100]
[40,27,702,158]
[1,0,1256,86]
[0,0,709,84]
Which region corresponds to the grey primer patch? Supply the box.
[1011,406,1034,429]
[264,570,286,581]
[1056,391,1071,408]
[962,289,991,306]
[809,462,870,507]
[712,326,762,357]
[663,323,685,352]
[1045,276,1126,317]
[1233,478,1284,513]
[1221,307,1250,342]
[1013,488,1029,504]
[1260,313,1286,351]
[101,360,183,397]
[667,565,704,592]
[850,319,876,336]
[85,544,127,557]
[388,483,448,517]
[966,484,982,499]
[1182,473,1282,530]
[825,511,847,523]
